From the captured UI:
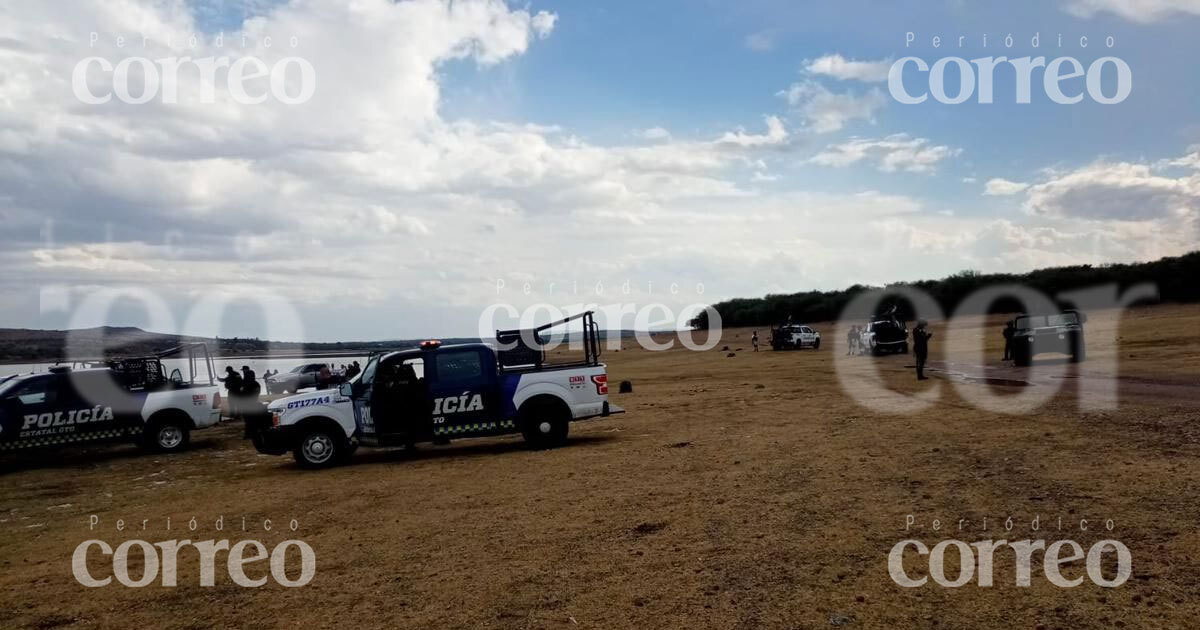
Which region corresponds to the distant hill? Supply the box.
[689,251,1200,329]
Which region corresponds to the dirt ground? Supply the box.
[1,304,1199,629]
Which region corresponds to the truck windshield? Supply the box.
[356,356,379,387]
[0,374,20,398]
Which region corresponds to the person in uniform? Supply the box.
[752,331,759,352]
[913,320,932,380]
[846,325,857,355]
[1002,320,1015,361]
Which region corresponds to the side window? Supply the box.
[434,351,484,387]
[402,358,425,380]
[11,376,57,406]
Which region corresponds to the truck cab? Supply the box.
[249,312,623,468]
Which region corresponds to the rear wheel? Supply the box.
[142,414,191,453]
[520,399,570,449]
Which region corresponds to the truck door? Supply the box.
[428,348,499,438]
[2,374,66,446]
[370,356,428,439]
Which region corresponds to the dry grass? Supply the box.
[1,304,1198,629]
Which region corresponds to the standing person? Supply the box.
[318,364,332,389]
[219,366,243,419]
[1002,320,1015,361]
[846,325,857,355]
[241,365,262,417]
[751,331,759,352]
[241,366,259,397]
[913,320,933,381]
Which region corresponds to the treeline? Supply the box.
[689,251,1200,329]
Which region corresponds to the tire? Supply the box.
[292,424,347,469]
[142,414,192,453]
[1071,336,1086,363]
[520,398,570,449]
[1014,347,1032,367]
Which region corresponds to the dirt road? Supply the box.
[1,305,1198,629]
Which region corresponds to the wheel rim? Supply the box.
[301,433,334,464]
[538,421,553,434]
[157,425,184,449]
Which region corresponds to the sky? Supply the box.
[0,0,1198,341]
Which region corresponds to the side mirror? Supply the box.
[338,382,353,398]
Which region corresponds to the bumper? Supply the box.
[245,413,294,455]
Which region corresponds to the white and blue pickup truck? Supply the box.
[0,344,222,455]
[248,311,624,468]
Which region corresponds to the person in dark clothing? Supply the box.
[219,367,243,419]
[1002,320,1015,361]
[241,366,260,396]
[913,320,933,381]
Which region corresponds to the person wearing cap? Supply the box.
[913,320,933,381]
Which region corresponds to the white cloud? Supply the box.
[810,134,960,174]
[777,81,886,133]
[1061,0,1200,22]
[715,116,789,147]
[530,10,557,38]
[983,178,1030,196]
[640,126,672,141]
[745,30,775,52]
[803,54,892,82]
[1024,159,1200,220]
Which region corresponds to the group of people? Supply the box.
[219,365,263,418]
[844,325,867,356]
[840,321,932,381]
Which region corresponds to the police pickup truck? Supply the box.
[249,311,624,469]
[770,323,821,350]
[0,344,222,454]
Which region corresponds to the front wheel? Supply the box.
[293,428,346,469]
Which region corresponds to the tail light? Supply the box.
[212,392,222,409]
[591,374,608,395]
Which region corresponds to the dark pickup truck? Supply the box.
[1011,310,1087,366]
